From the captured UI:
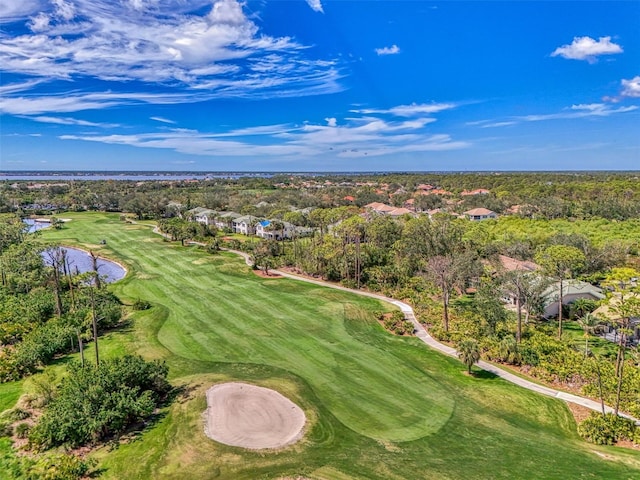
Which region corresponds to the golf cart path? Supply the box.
[223,248,638,423]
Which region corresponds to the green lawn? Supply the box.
[2,212,640,479]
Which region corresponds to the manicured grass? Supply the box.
[563,320,620,358]
[0,381,22,413]
[2,212,640,479]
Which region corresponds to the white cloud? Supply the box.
[305,0,324,13]
[0,0,42,23]
[52,0,75,21]
[375,44,400,56]
[0,0,341,97]
[128,0,155,11]
[30,115,117,127]
[480,121,517,128]
[551,36,623,62]
[150,116,176,124]
[59,107,468,158]
[354,102,455,117]
[519,103,637,121]
[621,76,640,98]
[0,95,121,115]
[0,79,47,95]
[29,12,50,32]
[0,91,201,115]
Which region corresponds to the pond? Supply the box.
[41,247,126,284]
[23,218,51,233]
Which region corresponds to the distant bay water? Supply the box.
[0,171,384,181]
[1,172,243,181]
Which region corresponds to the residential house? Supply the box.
[386,207,415,217]
[256,220,313,239]
[364,202,396,214]
[233,215,259,235]
[194,208,217,226]
[497,255,539,273]
[165,201,184,217]
[542,280,605,318]
[464,208,498,221]
[186,206,209,218]
[403,198,415,210]
[214,211,241,230]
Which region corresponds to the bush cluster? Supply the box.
[381,311,414,335]
[578,412,639,446]
[29,355,170,449]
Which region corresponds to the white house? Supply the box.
[194,208,217,226]
[214,211,241,230]
[232,215,259,235]
[464,208,498,221]
[542,279,605,318]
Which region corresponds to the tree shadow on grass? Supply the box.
[470,369,499,380]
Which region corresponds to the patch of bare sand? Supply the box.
[204,382,306,450]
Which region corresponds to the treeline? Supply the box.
[0,213,170,479]
[3,172,640,220]
[0,215,124,381]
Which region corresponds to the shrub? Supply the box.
[381,311,414,335]
[578,412,637,445]
[0,420,12,437]
[22,453,94,480]
[132,298,151,311]
[15,422,30,438]
[0,407,31,422]
[29,355,170,449]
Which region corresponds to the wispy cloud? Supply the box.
[305,0,324,13]
[150,116,176,124]
[375,45,400,56]
[0,79,48,95]
[0,0,41,23]
[30,115,118,127]
[551,36,623,62]
[470,102,636,128]
[0,0,341,97]
[480,121,517,128]
[59,103,468,158]
[519,103,637,121]
[0,90,243,116]
[0,94,122,115]
[353,102,456,117]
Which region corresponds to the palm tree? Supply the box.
[458,339,481,374]
[577,312,601,358]
[571,297,597,319]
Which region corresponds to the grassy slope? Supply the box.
[1,212,639,479]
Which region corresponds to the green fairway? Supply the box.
[2,212,640,479]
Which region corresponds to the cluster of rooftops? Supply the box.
[364,202,498,221]
[186,207,312,240]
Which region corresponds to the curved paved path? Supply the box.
[223,248,638,423]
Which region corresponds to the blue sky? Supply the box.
[1,0,639,171]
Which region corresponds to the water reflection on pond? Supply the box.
[41,247,126,284]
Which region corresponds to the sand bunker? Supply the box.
[204,382,306,450]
